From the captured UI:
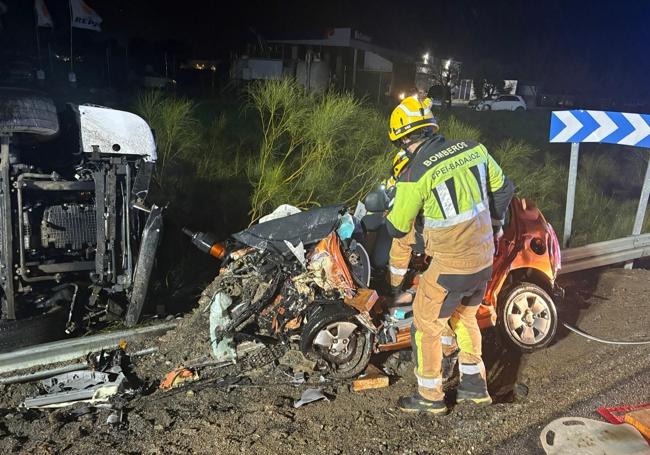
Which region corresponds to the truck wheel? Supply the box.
[498,283,557,352]
[0,89,59,136]
[301,303,373,379]
[0,306,68,353]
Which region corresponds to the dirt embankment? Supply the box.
[1,268,649,455]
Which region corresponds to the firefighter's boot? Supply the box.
[456,364,492,406]
[398,394,447,414]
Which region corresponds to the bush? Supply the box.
[134,91,200,186]
[247,80,390,221]
[441,116,481,142]
[134,87,650,246]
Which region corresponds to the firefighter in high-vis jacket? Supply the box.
[386,96,514,414]
[386,150,424,304]
[386,147,461,372]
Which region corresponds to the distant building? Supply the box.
[231,27,415,102]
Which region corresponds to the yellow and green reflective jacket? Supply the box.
[387,135,507,234]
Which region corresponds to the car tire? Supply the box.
[515,106,525,111]
[498,282,557,352]
[483,105,491,111]
[0,88,59,136]
[301,303,373,379]
[0,306,68,353]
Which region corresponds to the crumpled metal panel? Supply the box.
[78,105,157,161]
[233,205,344,254]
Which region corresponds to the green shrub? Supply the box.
[134,91,200,185]
[441,116,481,142]
[247,80,390,221]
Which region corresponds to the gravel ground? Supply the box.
[0,268,649,455]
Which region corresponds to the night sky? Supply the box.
[2,0,649,101]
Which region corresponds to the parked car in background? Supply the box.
[467,97,492,110]
[477,94,527,111]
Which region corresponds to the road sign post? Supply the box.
[550,110,650,262]
[632,157,650,235]
[625,156,650,269]
[563,143,580,248]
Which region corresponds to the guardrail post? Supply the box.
[625,156,650,269]
[563,142,580,248]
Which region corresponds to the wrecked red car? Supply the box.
[187,197,562,379]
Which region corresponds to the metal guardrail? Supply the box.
[559,233,650,275]
[0,321,176,375]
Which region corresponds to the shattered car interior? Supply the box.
[0,89,162,350]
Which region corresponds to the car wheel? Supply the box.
[498,283,557,352]
[483,105,491,111]
[301,303,373,379]
[515,106,525,111]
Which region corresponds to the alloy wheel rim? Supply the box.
[505,291,551,345]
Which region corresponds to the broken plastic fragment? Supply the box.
[106,410,122,425]
[23,370,126,409]
[336,213,355,240]
[284,240,306,267]
[353,201,367,220]
[209,292,237,362]
[293,388,329,408]
[259,204,301,223]
[159,367,200,391]
[290,372,306,386]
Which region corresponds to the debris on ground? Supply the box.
[22,349,134,409]
[106,410,123,426]
[540,417,650,454]
[289,371,306,386]
[352,364,390,392]
[23,370,126,409]
[159,367,200,390]
[0,268,649,455]
[277,350,317,373]
[293,388,330,408]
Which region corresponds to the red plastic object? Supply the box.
[597,403,650,424]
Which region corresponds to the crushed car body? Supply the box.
[187,195,563,379]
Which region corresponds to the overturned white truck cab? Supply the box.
[0,89,162,351]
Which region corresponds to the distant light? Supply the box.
[399,92,406,100]
[445,59,451,70]
[210,65,216,71]
[423,52,429,65]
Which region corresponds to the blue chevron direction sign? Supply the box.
[550,110,650,148]
[550,109,650,256]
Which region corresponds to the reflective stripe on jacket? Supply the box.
[387,135,507,235]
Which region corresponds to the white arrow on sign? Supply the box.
[552,111,582,143]
[619,113,650,146]
[583,110,617,142]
